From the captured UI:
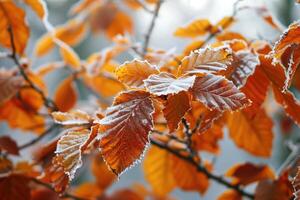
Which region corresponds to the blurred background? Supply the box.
[1,0,300,199]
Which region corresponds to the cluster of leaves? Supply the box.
[1,0,300,199]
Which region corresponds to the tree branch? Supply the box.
[142,0,163,57]
[7,26,58,111]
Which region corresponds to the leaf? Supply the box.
[144,72,196,96]
[217,190,242,200]
[171,155,210,194]
[0,69,24,105]
[59,43,81,69]
[0,1,29,54]
[0,136,19,155]
[191,74,250,111]
[229,50,260,88]
[91,156,116,189]
[0,175,30,200]
[55,125,99,180]
[179,45,233,75]
[163,91,191,132]
[225,162,275,185]
[192,124,223,154]
[143,146,176,196]
[35,19,87,56]
[255,171,293,200]
[216,31,246,42]
[174,19,212,38]
[99,90,155,175]
[0,156,13,174]
[227,108,273,157]
[52,110,91,126]
[241,66,269,109]
[273,86,300,126]
[31,188,59,200]
[73,182,103,199]
[23,0,46,19]
[54,76,77,112]
[116,59,159,88]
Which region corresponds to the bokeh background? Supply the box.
[1,0,300,199]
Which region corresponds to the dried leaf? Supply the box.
[52,110,91,126]
[217,190,242,200]
[23,0,46,19]
[73,182,103,199]
[191,74,250,111]
[0,136,19,155]
[116,59,159,88]
[99,90,154,175]
[54,76,77,112]
[179,46,233,75]
[91,156,116,189]
[144,72,196,96]
[174,19,212,38]
[59,43,81,69]
[0,175,30,200]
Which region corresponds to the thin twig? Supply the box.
[151,138,255,199]
[134,0,155,14]
[142,0,163,57]
[18,124,59,150]
[7,26,58,111]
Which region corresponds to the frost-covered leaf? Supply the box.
[191,74,250,111]
[116,59,159,88]
[99,90,154,175]
[230,50,260,88]
[163,91,191,132]
[55,125,99,180]
[144,72,196,96]
[174,19,212,38]
[51,110,92,126]
[179,46,232,75]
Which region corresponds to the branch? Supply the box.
[7,26,58,111]
[18,124,59,150]
[31,178,87,200]
[134,0,155,14]
[150,138,255,199]
[142,0,163,57]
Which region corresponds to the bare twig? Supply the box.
[134,0,155,14]
[18,124,59,150]
[7,26,58,111]
[142,0,163,57]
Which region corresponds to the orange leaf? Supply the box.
[0,1,29,54]
[116,59,159,88]
[225,162,275,185]
[163,91,191,132]
[191,74,250,111]
[54,76,77,112]
[227,108,273,157]
[99,90,155,175]
[91,156,116,189]
[217,190,242,200]
[171,155,210,194]
[59,43,81,69]
[144,72,196,96]
[23,0,46,19]
[143,146,176,196]
[73,182,103,199]
[51,110,92,126]
[174,19,212,38]
[179,45,233,76]
[255,171,293,200]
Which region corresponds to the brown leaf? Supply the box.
[51,110,92,126]
[0,1,29,54]
[227,108,273,157]
[143,146,176,196]
[54,76,77,112]
[116,59,159,88]
[163,91,191,132]
[191,74,250,111]
[225,162,275,185]
[0,174,30,200]
[144,72,196,96]
[99,90,155,175]
[0,136,19,155]
[179,45,233,76]
[91,156,116,189]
